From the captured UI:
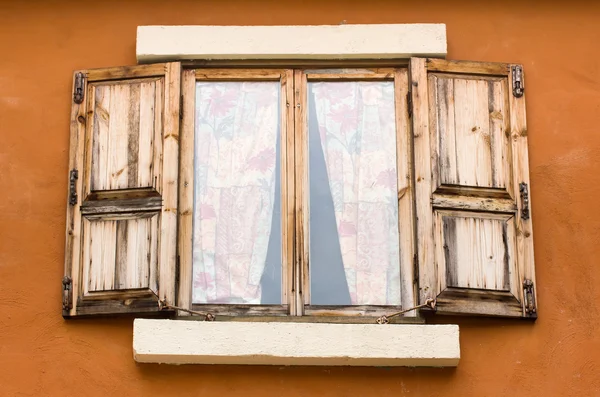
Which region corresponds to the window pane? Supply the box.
[192,82,282,304]
[308,81,400,306]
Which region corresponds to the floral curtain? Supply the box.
[309,82,401,305]
[192,82,280,304]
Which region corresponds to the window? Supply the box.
[63,59,537,321]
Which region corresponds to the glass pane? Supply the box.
[308,81,400,306]
[192,82,282,304]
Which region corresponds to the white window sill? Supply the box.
[133,319,460,367]
[136,24,447,63]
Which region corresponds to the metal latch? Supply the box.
[519,182,529,220]
[73,72,85,104]
[69,169,78,206]
[523,279,536,316]
[62,276,73,311]
[512,65,524,98]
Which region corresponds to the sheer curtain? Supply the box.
[192,82,280,304]
[309,81,401,305]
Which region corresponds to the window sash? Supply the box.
[178,67,416,318]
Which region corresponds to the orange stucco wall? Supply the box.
[1,0,599,395]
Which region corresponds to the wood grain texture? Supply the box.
[509,64,536,312]
[438,211,513,291]
[410,58,436,305]
[194,69,284,80]
[432,194,516,212]
[83,214,158,294]
[394,69,418,315]
[158,62,181,305]
[430,74,510,189]
[282,69,295,310]
[89,79,160,192]
[294,70,307,314]
[426,59,510,76]
[435,288,523,317]
[176,69,197,314]
[63,70,87,317]
[86,64,167,81]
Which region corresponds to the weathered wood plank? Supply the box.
[137,81,156,188]
[509,64,536,313]
[452,77,493,187]
[86,64,167,81]
[90,85,110,192]
[294,70,307,314]
[433,185,512,199]
[433,75,457,187]
[394,69,417,314]
[176,69,197,314]
[305,72,394,80]
[80,197,162,215]
[107,83,131,189]
[64,70,87,317]
[152,79,164,192]
[432,194,517,212]
[488,79,511,190]
[114,220,129,289]
[87,219,117,292]
[282,69,295,309]
[435,288,523,318]
[86,188,161,201]
[191,304,290,316]
[194,69,284,80]
[411,58,436,305]
[158,62,181,306]
[304,305,401,317]
[440,213,512,291]
[426,59,510,76]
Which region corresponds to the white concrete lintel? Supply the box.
[133,319,460,367]
[136,24,447,63]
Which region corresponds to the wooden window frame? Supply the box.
[176,66,420,321]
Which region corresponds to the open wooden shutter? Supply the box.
[410,58,537,318]
[63,63,181,317]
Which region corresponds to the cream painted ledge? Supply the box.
[136,24,447,63]
[133,319,460,367]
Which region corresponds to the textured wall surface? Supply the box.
[1,0,599,396]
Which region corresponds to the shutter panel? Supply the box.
[63,63,181,317]
[411,58,537,318]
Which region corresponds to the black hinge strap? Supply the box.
[73,72,85,104]
[62,276,73,311]
[512,65,524,98]
[523,279,536,316]
[69,169,78,206]
[519,182,529,220]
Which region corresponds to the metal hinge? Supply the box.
[179,95,184,119]
[407,91,413,118]
[73,72,85,104]
[69,169,78,206]
[519,182,530,220]
[62,276,73,311]
[523,279,536,317]
[512,65,524,98]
